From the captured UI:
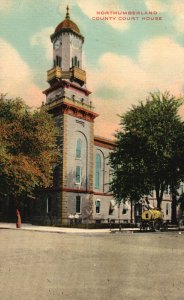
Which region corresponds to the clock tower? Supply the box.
[48,5,86,87]
[52,6,83,74]
[42,6,98,225]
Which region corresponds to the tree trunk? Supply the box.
[171,193,177,225]
[156,191,162,209]
[155,184,164,209]
[156,198,161,209]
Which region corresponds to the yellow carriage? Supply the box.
[140,208,167,231]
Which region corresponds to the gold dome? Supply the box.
[55,6,81,36]
[55,18,81,34]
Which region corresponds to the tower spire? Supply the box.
[65,5,70,19]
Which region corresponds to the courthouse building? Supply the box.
[0,7,172,225]
[29,7,172,225]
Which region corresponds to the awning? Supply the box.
[123,202,131,210]
[68,214,74,219]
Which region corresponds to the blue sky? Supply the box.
[1,0,184,138]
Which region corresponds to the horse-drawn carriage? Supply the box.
[140,208,168,231]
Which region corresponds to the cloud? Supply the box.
[145,0,168,12]
[145,0,184,34]
[0,0,14,11]
[138,37,184,93]
[86,37,184,138]
[58,0,129,32]
[170,1,184,33]
[30,27,54,60]
[0,38,43,107]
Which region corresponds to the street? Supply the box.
[0,229,184,300]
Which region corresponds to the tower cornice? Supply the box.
[45,98,99,123]
[43,79,91,96]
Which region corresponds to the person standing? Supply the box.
[16,209,21,228]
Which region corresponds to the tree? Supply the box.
[110,91,184,216]
[0,94,58,215]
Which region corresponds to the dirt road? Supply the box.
[0,230,184,300]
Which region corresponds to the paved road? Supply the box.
[0,228,184,300]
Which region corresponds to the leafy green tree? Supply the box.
[0,94,57,213]
[110,91,184,217]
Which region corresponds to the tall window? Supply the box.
[166,203,169,215]
[72,56,79,67]
[96,200,101,214]
[74,56,77,67]
[55,55,61,67]
[76,166,81,184]
[76,196,81,213]
[76,139,82,159]
[95,154,101,189]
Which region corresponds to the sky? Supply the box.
[1,0,184,138]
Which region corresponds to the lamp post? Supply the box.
[118,203,121,231]
[130,198,133,224]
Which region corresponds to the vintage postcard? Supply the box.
[0,1,184,299]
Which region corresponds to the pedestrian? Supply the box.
[16,209,21,228]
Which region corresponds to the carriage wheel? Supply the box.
[162,222,168,231]
[154,220,161,231]
[179,219,184,229]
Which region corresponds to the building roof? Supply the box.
[54,6,82,37]
[55,18,81,35]
[94,136,115,150]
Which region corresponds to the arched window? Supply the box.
[95,154,101,189]
[76,139,82,159]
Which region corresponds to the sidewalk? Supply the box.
[0,222,138,234]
